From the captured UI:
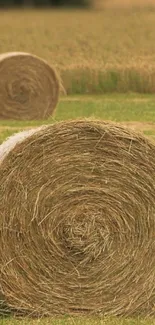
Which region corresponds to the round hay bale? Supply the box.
[0,120,155,317]
[0,52,60,120]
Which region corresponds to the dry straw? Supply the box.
[0,52,60,120]
[0,120,155,317]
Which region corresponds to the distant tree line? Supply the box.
[0,0,92,7]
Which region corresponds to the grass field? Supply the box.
[0,93,155,144]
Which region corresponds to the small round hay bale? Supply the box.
[0,120,155,317]
[0,52,60,120]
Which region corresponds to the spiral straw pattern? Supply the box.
[0,120,155,317]
[0,52,60,120]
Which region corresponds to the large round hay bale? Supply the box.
[0,52,60,120]
[0,120,155,317]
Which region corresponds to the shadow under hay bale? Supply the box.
[0,120,155,317]
[0,52,60,120]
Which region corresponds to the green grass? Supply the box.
[0,93,155,127]
[0,93,155,144]
[56,93,155,122]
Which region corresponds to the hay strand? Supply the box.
[0,120,155,317]
[0,52,60,120]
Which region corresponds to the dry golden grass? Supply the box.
[0,7,155,93]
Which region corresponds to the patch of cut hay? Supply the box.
[0,120,155,317]
[0,52,60,120]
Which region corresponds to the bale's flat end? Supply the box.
[0,120,155,317]
[0,52,60,120]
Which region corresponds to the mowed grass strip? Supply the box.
[56,94,155,122]
[0,94,155,144]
